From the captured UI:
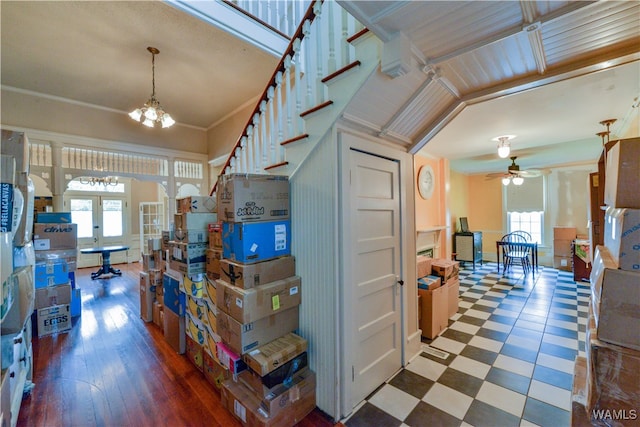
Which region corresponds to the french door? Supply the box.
[65,195,128,268]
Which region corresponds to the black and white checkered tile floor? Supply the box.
[344,262,590,427]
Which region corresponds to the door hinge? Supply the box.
[352,366,354,381]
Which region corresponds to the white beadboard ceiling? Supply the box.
[338,0,640,174]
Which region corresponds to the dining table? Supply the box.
[80,245,130,279]
[496,240,539,279]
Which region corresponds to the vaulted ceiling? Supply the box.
[338,0,640,174]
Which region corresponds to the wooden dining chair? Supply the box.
[510,230,532,242]
[500,232,532,274]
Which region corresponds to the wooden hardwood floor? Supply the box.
[18,262,337,427]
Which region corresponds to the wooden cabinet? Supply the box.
[454,232,483,270]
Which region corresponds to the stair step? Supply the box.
[281,134,309,147]
[322,61,361,84]
[347,28,370,44]
[264,161,289,171]
[300,100,334,118]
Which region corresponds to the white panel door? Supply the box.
[348,149,402,407]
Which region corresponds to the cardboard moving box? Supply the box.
[163,308,185,354]
[220,256,296,290]
[593,267,640,351]
[445,278,460,318]
[139,271,154,322]
[221,373,315,427]
[417,255,432,278]
[217,174,290,223]
[33,223,77,251]
[553,226,577,241]
[419,284,447,339]
[177,196,217,213]
[217,307,299,355]
[36,304,71,337]
[604,137,640,209]
[222,220,291,264]
[603,207,640,271]
[217,276,301,324]
[585,306,640,416]
[35,283,71,309]
[243,332,308,376]
[430,259,460,282]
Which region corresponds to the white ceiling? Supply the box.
[0,1,281,131]
[338,0,640,175]
[1,1,639,175]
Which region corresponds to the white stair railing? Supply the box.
[214,0,363,192]
[229,0,312,37]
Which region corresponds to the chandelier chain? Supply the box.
[151,50,155,98]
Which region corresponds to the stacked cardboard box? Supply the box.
[163,196,217,357]
[417,258,460,339]
[140,237,165,326]
[32,214,80,336]
[571,138,640,426]
[553,226,576,271]
[216,174,315,426]
[1,131,37,424]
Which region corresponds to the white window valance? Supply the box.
[506,176,544,212]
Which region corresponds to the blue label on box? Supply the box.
[0,183,14,232]
[163,273,185,316]
[70,288,81,317]
[36,212,72,224]
[35,261,70,289]
[222,219,291,264]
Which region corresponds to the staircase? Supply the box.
[211,0,378,194]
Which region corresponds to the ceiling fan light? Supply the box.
[513,176,524,186]
[498,145,510,158]
[129,108,142,121]
[502,177,511,186]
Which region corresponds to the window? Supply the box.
[67,181,125,192]
[70,199,94,238]
[505,176,545,244]
[508,211,543,244]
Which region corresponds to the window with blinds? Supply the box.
[506,176,545,244]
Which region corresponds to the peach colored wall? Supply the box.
[448,172,504,258]
[415,155,448,257]
[207,102,255,160]
[449,170,469,233]
[468,175,504,255]
[415,156,442,229]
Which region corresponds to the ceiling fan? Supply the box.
[486,156,544,186]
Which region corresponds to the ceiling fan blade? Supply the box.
[485,172,509,178]
[519,169,542,178]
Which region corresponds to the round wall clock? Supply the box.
[418,165,435,200]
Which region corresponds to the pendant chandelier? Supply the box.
[129,47,175,128]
